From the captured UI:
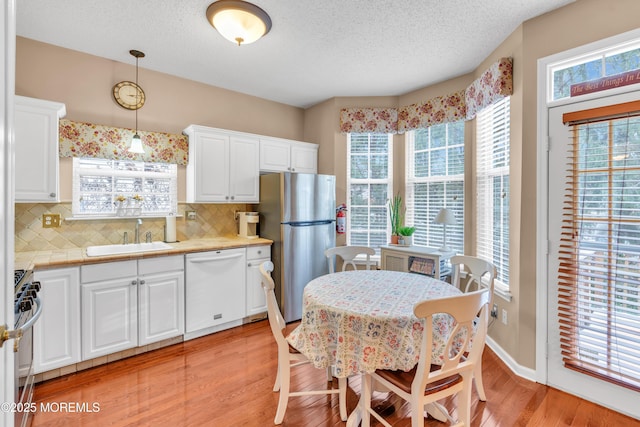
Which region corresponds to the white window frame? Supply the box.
[72,157,178,218]
[346,133,393,254]
[548,34,640,103]
[476,97,510,293]
[405,123,465,253]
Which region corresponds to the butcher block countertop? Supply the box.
[15,236,273,271]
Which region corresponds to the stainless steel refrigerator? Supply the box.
[258,172,336,322]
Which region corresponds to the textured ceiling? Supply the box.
[16,0,574,108]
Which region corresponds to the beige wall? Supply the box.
[16,37,306,202]
[15,0,640,370]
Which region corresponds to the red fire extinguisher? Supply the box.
[336,204,347,234]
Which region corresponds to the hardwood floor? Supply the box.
[31,320,639,426]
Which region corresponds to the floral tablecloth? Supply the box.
[286,270,462,378]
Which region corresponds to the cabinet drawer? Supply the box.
[81,260,137,283]
[138,255,184,275]
[247,245,270,260]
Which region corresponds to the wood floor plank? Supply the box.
[30,320,640,426]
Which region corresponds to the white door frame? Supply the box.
[1,1,16,426]
[536,27,640,389]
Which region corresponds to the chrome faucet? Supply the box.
[134,218,143,244]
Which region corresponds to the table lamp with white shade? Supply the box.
[434,208,457,252]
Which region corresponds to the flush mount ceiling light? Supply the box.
[129,49,145,154]
[206,0,272,46]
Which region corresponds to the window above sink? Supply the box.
[72,158,177,219]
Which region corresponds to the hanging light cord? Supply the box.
[134,54,139,136]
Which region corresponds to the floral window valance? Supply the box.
[397,90,466,133]
[339,108,398,134]
[59,120,189,165]
[339,57,513,134]
[465,57,513,120]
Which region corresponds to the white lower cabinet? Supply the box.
[81,260,138,360]
[185,248,246,338]
[246,245,271,317]
[81,256,184,360]
[33,267,81,374]
[34,246,267,371]
[138,256,185,346]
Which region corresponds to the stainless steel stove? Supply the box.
[14,269,42,427]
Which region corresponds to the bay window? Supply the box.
[405,122,465,253]
[347,133,393,252]
[476,97,510,289]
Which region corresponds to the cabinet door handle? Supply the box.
[131,280,138,286]
[49,193,56,198]
[139,280,146,285]
[247,262,252,267]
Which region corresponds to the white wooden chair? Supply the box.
[259,261,347,425]
[450,255,496,401]
[361,289,491,427]
[325,245,376,273]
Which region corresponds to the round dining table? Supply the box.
[286,269,462,379]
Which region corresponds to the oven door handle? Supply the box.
[1,296,43,351]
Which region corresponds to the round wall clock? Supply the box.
[112,81,145,110]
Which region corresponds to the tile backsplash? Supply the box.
[15,203,249,252]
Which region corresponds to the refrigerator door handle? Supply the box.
[286,220,334,227]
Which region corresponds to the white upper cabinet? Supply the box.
[290,142,318,173]
[184,125,260,203]
[14,96,66,202]
[260,137,318,174]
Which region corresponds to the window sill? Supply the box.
[494,285,512,302]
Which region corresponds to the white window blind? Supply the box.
[406,123,464,253]
[476,97,510,289]
[558,102,640,391]
[73,157,178,218]
[347,133,393,252]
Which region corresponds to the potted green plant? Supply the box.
[397,226,416,246]
[388,193,404,244]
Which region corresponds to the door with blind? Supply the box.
[548,90,640,418]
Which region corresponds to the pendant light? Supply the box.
[206,1,272,46]
[129,49,146,154]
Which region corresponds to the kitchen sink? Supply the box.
[86,241,174,257]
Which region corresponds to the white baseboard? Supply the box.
[486,336,537,383]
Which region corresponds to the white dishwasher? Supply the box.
[185,248,246,338]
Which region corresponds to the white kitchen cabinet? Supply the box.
[138,256,184,346]
[245,245,271,318]
[81,261,138,360]
[184,125,260,203]
[260,137,318,174]
[185,248,246,339]
[14,95,66,202]
[81,255,185,360]
[33,267,81,374]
